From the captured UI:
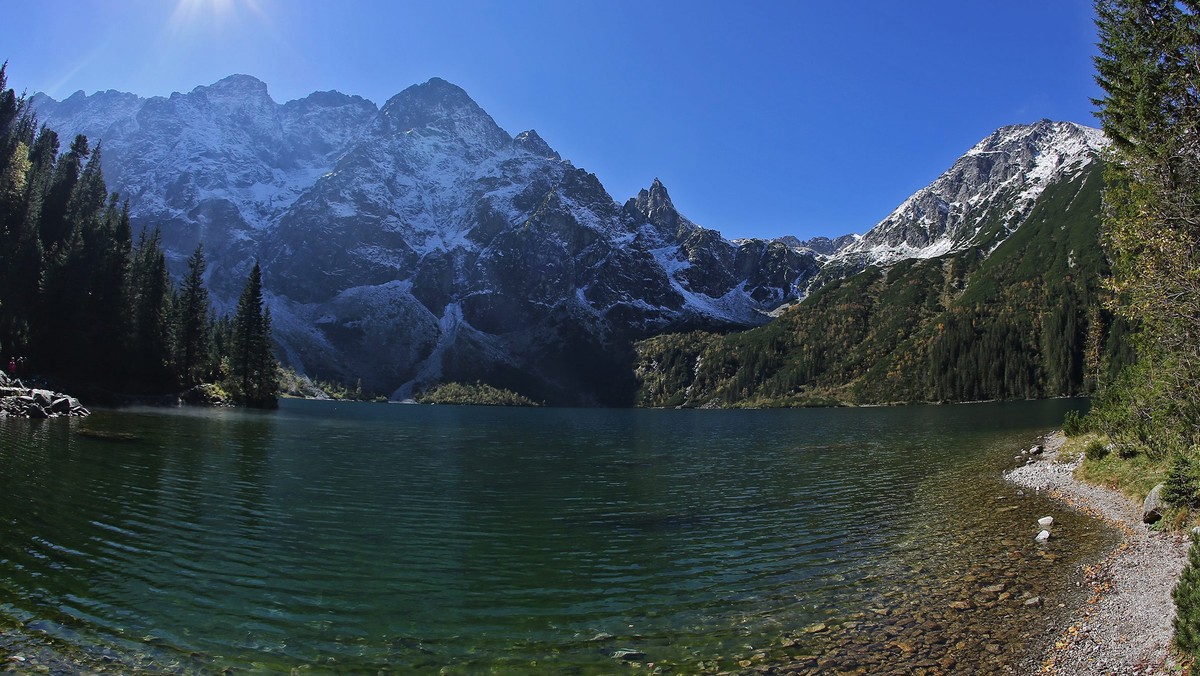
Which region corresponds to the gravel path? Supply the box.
[1005,432,1191,675]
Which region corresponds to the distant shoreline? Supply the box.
[1005,432,1189,674]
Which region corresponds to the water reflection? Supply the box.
[0,399,1101,672]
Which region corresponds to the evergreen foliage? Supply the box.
[176,243,212,387]
[1175,534,1200,655]
[1063,410,1087,437]
[1163,450,1200,508]
[634,164,1121,407]
[231,262,278,407]
[1086,0,1200,654]
[0,64,278,405]
[1088,0,1200,458]
[1084,438,1111,461]
[416,381,541,407]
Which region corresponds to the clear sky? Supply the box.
[4,0,1102,241]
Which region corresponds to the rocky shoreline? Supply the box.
[0,373,90,419]
[1005,432,1190,674]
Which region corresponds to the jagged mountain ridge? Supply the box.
[31,76,843,404]
[829,120,1107,274]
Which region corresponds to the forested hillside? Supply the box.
[635,162,1129,407]
[0,65,277,406]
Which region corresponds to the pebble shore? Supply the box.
[1005,432,1191,675]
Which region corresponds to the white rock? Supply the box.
[1035,529,1051,542]
[1038,516,1054,528]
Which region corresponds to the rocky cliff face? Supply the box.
[32,77,1106,404]
[826,120,1107,278]
[33,76,832,404]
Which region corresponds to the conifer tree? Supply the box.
[39,134,88,249]
[129,228,174,389]
[176,243,211,387]
[231,261,277,407]
[1175,535,1200,654]
[1091,0,1200,455]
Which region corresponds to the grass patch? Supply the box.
[1075,434,1168,502]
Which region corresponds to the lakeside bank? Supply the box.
[1006,432,1191,674]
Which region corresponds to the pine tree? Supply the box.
[231,261,277,407]
[39,134,88,250]
[1091,0,1200,456]
[1163,451,1200,508]
[1174,534,1200,655]
[176,243,211,387]
[128,228,174,390]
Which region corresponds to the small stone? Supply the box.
[948,601,971,610]
[1144,483,1165,524]
[738,659,752,668]
[1035,529,1051,542]
[803,622,828,634]
[1023,596,1044,607]
[1038,516,1054,528]
[611,649,646,661]
[981,583,1006,594]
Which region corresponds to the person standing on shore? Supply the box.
[7,357,14,378]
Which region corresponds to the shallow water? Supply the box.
[0,399,1111,672]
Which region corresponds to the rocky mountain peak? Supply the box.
[376,77,510,151]
[831,119,1108,268]
[625,178,697,241]
[514,129,560,160]
[26,73,1107,405]
[191,74,274,104]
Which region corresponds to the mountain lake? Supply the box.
[0,398,1111,673]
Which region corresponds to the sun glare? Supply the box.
[168,0,267,35]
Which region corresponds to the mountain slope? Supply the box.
[31,76,836,404]
[634,132,1118,407]
[819,121,1106,281]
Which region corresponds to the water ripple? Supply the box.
[0,399,1096,672]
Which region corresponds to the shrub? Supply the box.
[1163,452,1200,508]
[1174,534,1200,655]
[1062,409,1086,437]
[1084,439,1110,461]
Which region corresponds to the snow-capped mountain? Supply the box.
[32,76,837,404]
[31,76,1106,403]
[830,120,1108,272]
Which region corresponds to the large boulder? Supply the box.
[1143,483,1166,524]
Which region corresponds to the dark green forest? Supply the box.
[635,162,1131,408]
[0,64,277,406]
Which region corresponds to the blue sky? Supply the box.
[5,0,1101,241]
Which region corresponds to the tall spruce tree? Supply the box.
[176,243,211,387]
[128,228,174,390]
[1091,0,1200,455]
[231,261,277,407]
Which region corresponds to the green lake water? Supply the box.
[0,399,1111,673]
